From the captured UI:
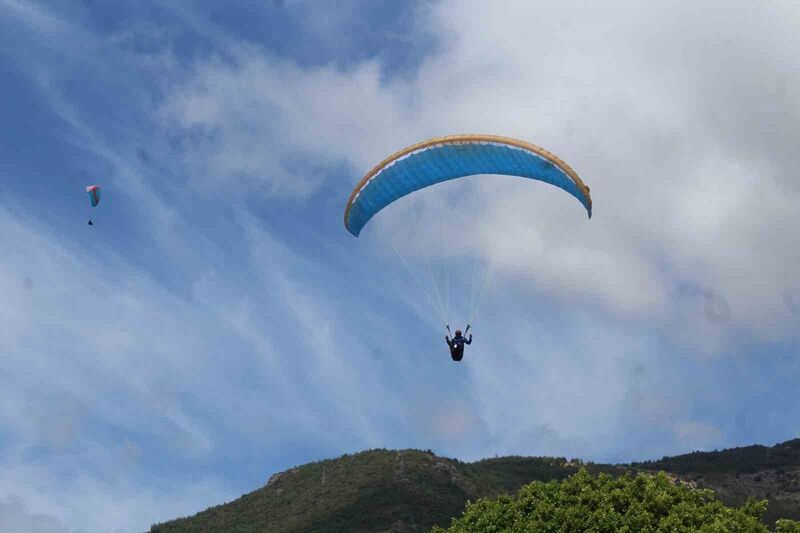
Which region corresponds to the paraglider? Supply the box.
[344,134,592,237]
[445,325,472,362]
[86,185,99,225]
[344,134,593,360]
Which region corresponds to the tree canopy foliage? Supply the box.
[433,469,800,533]
[632,439,800,475]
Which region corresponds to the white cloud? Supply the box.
[0,465,231,533]
[0,495,70,533]
[0,201,407,530]
[673,421,724,451]
[156,0,800,356]
[157,48,404,199]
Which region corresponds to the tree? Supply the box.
[433,469,800,532]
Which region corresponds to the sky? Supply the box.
[1,0,799,531]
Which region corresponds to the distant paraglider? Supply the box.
[86,185,100,206]
[86,185,100,225]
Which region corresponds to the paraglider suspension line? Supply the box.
[376,216,449,328]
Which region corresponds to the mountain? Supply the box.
[632,438,800,525]
[149,440,800,532]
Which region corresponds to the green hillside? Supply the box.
[150,450,620,532]
[150,441,800,532]
[633,439,800,525]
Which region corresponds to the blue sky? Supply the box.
[2,1,800,531]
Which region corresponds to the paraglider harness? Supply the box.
[446,325,472,362]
